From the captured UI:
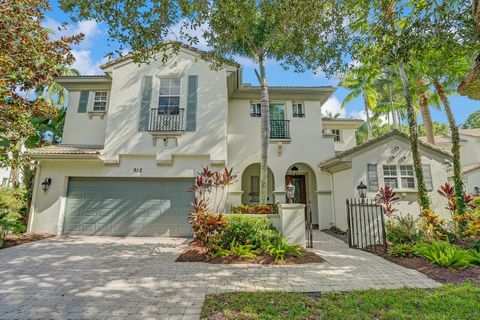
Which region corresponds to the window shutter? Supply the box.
[367,164,379,191]
[186,75,198,131]
[78,90,89,113]
[138,76,153,132]
[422,164,433,191]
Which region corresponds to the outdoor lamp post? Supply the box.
[41,178,52,192]
[357,181,367,203]
[286,180,295,203]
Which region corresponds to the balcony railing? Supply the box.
[270,120,290,139]
[148,108,184,132]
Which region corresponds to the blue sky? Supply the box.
[45,1,479,125]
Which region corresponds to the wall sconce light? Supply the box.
[357,181,367,202]
[290,165,299,176]
[41,178,52,192]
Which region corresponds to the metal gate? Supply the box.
[346,199,387,254]
[305,204,313,248]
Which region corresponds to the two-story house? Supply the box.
[27,44,453,236]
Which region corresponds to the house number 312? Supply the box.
[133,168,143,173]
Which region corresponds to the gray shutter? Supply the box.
[367,164,379,191]
[138,76,153,132]
[78,91,89,113]
[186,75,198,131]
[422,164,433,191]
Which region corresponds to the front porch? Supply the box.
[228,162,334,230]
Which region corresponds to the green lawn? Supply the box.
[201,283,480,320]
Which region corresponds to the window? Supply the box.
[250,103,261,117]
[382,165,416,189]
[158,78,180,111]
[293,102,305,117]
[332,129,341,142]
[93,91,108,111]
[383,165,398,188]
[400,165,415,188]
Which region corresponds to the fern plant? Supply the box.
[414,240,474,268]
[229,240,260,259]
[264,236,303,263]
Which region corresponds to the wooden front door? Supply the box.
[285,175,307,204]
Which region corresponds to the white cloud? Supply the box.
[43,18,105,75]
[321,96,346,117]
[348,109,367,120]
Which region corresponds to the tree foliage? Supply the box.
[0,0,82,187]
[463,110,480,129]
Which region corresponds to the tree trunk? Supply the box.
[418,90,435,144]
[389,83,398,129]
[398,61,431,211]
[258,56,270,205]
[363,95,372,140]
[433,80,466,216]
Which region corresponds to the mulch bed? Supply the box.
[378,252,480,285]
[1,233,54,249]
[175,241,325,265]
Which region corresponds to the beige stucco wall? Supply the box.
[331,137,451,231]
[102,50,228,164]
[62,91,109,146]
[465,169,480,195]
[227,99,335,227]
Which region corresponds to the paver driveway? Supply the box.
[0,231,439,320]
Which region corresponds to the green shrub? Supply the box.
[220,214,276,248]
[386,214,423,246]
[228,240,260,258]
[388,243,416,257]
[0,188,27,246]
[414,240,474,268]
[469,249,480,265]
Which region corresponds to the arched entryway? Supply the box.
[285,163,319,227]
[241,163,275,204]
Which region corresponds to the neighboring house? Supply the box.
[321,130,452,230]
[27,44,452,236]
[0,167,11,188]
[419,128,480,195]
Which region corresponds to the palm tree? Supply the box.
[340,66,379,140]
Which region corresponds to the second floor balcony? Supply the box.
[148,108,185,133]
[270,120,290,139]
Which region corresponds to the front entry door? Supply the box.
[285,175,306,204]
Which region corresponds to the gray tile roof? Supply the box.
[27,145,103,157]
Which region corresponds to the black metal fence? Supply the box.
[346,199,387,254]
[148,108,185,132]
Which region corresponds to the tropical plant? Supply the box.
[341,65,380,140]
[227,240,260,259]
[189,211,228,249]
[376,186,400,217]
[418,209,448,240]
[414,240,474,268]
[230,204,277,215]
[263,235,303,263]
[0,188,28,246]
[388,243,416,257]
[386,214,422,246]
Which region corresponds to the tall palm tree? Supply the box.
[341,66,379,140]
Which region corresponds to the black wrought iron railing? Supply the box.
[148,108,184,132]
[269,120,290,139]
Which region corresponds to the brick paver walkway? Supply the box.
[0,231,439,320]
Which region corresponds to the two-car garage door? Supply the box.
[63,178,194,237]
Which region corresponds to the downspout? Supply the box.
[27,161,41,233]
[328,171,337,227]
